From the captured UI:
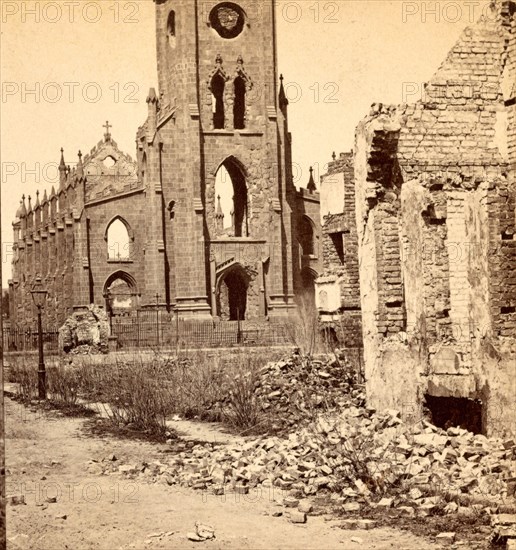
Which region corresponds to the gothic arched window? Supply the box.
[106,218,132,261]
[298,216,315,256]
[211,73,226,129]
[234,75,246,129]
[214,157,248,237]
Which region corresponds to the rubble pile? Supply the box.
[58,305,109,355]
[115,407,516,517]
[209,352,363,432]
[491,514,516,547]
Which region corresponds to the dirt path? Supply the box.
[5,396,444,550]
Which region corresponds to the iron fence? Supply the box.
[3,316,363,356]
[111,318,293,350]
[3,327,59,352]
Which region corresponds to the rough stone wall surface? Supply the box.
[355,0,516,437]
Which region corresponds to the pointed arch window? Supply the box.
[211,73,226,129]
[214,157,248,237]
[234,76,246,129]
[233,57,252,130]
[208,55,229,130]
[299,216,316,256]
[106,217,133,261]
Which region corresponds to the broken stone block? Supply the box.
[340,519,359,529]
[298,501,313,514]
[234,485,249,495]
[289,511,307,524]
[187,532,204,542]
[283,496,299,508]
[409,488,423,500]
[377,497,394,508]
[356,519,376,530]
[436,532,456,544]
[343,502,361,512]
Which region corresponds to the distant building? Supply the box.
[315,152,362,349]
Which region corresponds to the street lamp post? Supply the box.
[155,293,160,346]
[30,276,48,400]
[105,289,114,332]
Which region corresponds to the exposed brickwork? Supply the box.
[317,152,362,348]
[355,0,516,438]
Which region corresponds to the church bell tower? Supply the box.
[142,0,298,319]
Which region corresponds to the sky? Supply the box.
[0,0,491,282]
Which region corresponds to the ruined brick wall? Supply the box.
[354,0,516,437]
[317,152,362,348]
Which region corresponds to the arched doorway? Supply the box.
[216,265,249,321]
[104,271,138,316]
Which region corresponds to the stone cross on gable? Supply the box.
[103,120,112,141]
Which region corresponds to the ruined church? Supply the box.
[8,0,320,328]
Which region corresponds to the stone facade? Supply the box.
[8,0,320,328]
[354,0,516,438]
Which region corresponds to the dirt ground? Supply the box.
[4,395,448,550]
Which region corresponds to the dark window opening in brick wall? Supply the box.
[330,232,344,265]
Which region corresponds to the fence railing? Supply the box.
[3,317,362,354]
[3,327,60,352]
[111,319,294,349]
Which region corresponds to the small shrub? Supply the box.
[222,357,263,432]
[285,294,321,356]
[47,365,81,405]
[7,358,38,401]
[95,359,177,436]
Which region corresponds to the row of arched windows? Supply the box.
[211,73,247,130]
